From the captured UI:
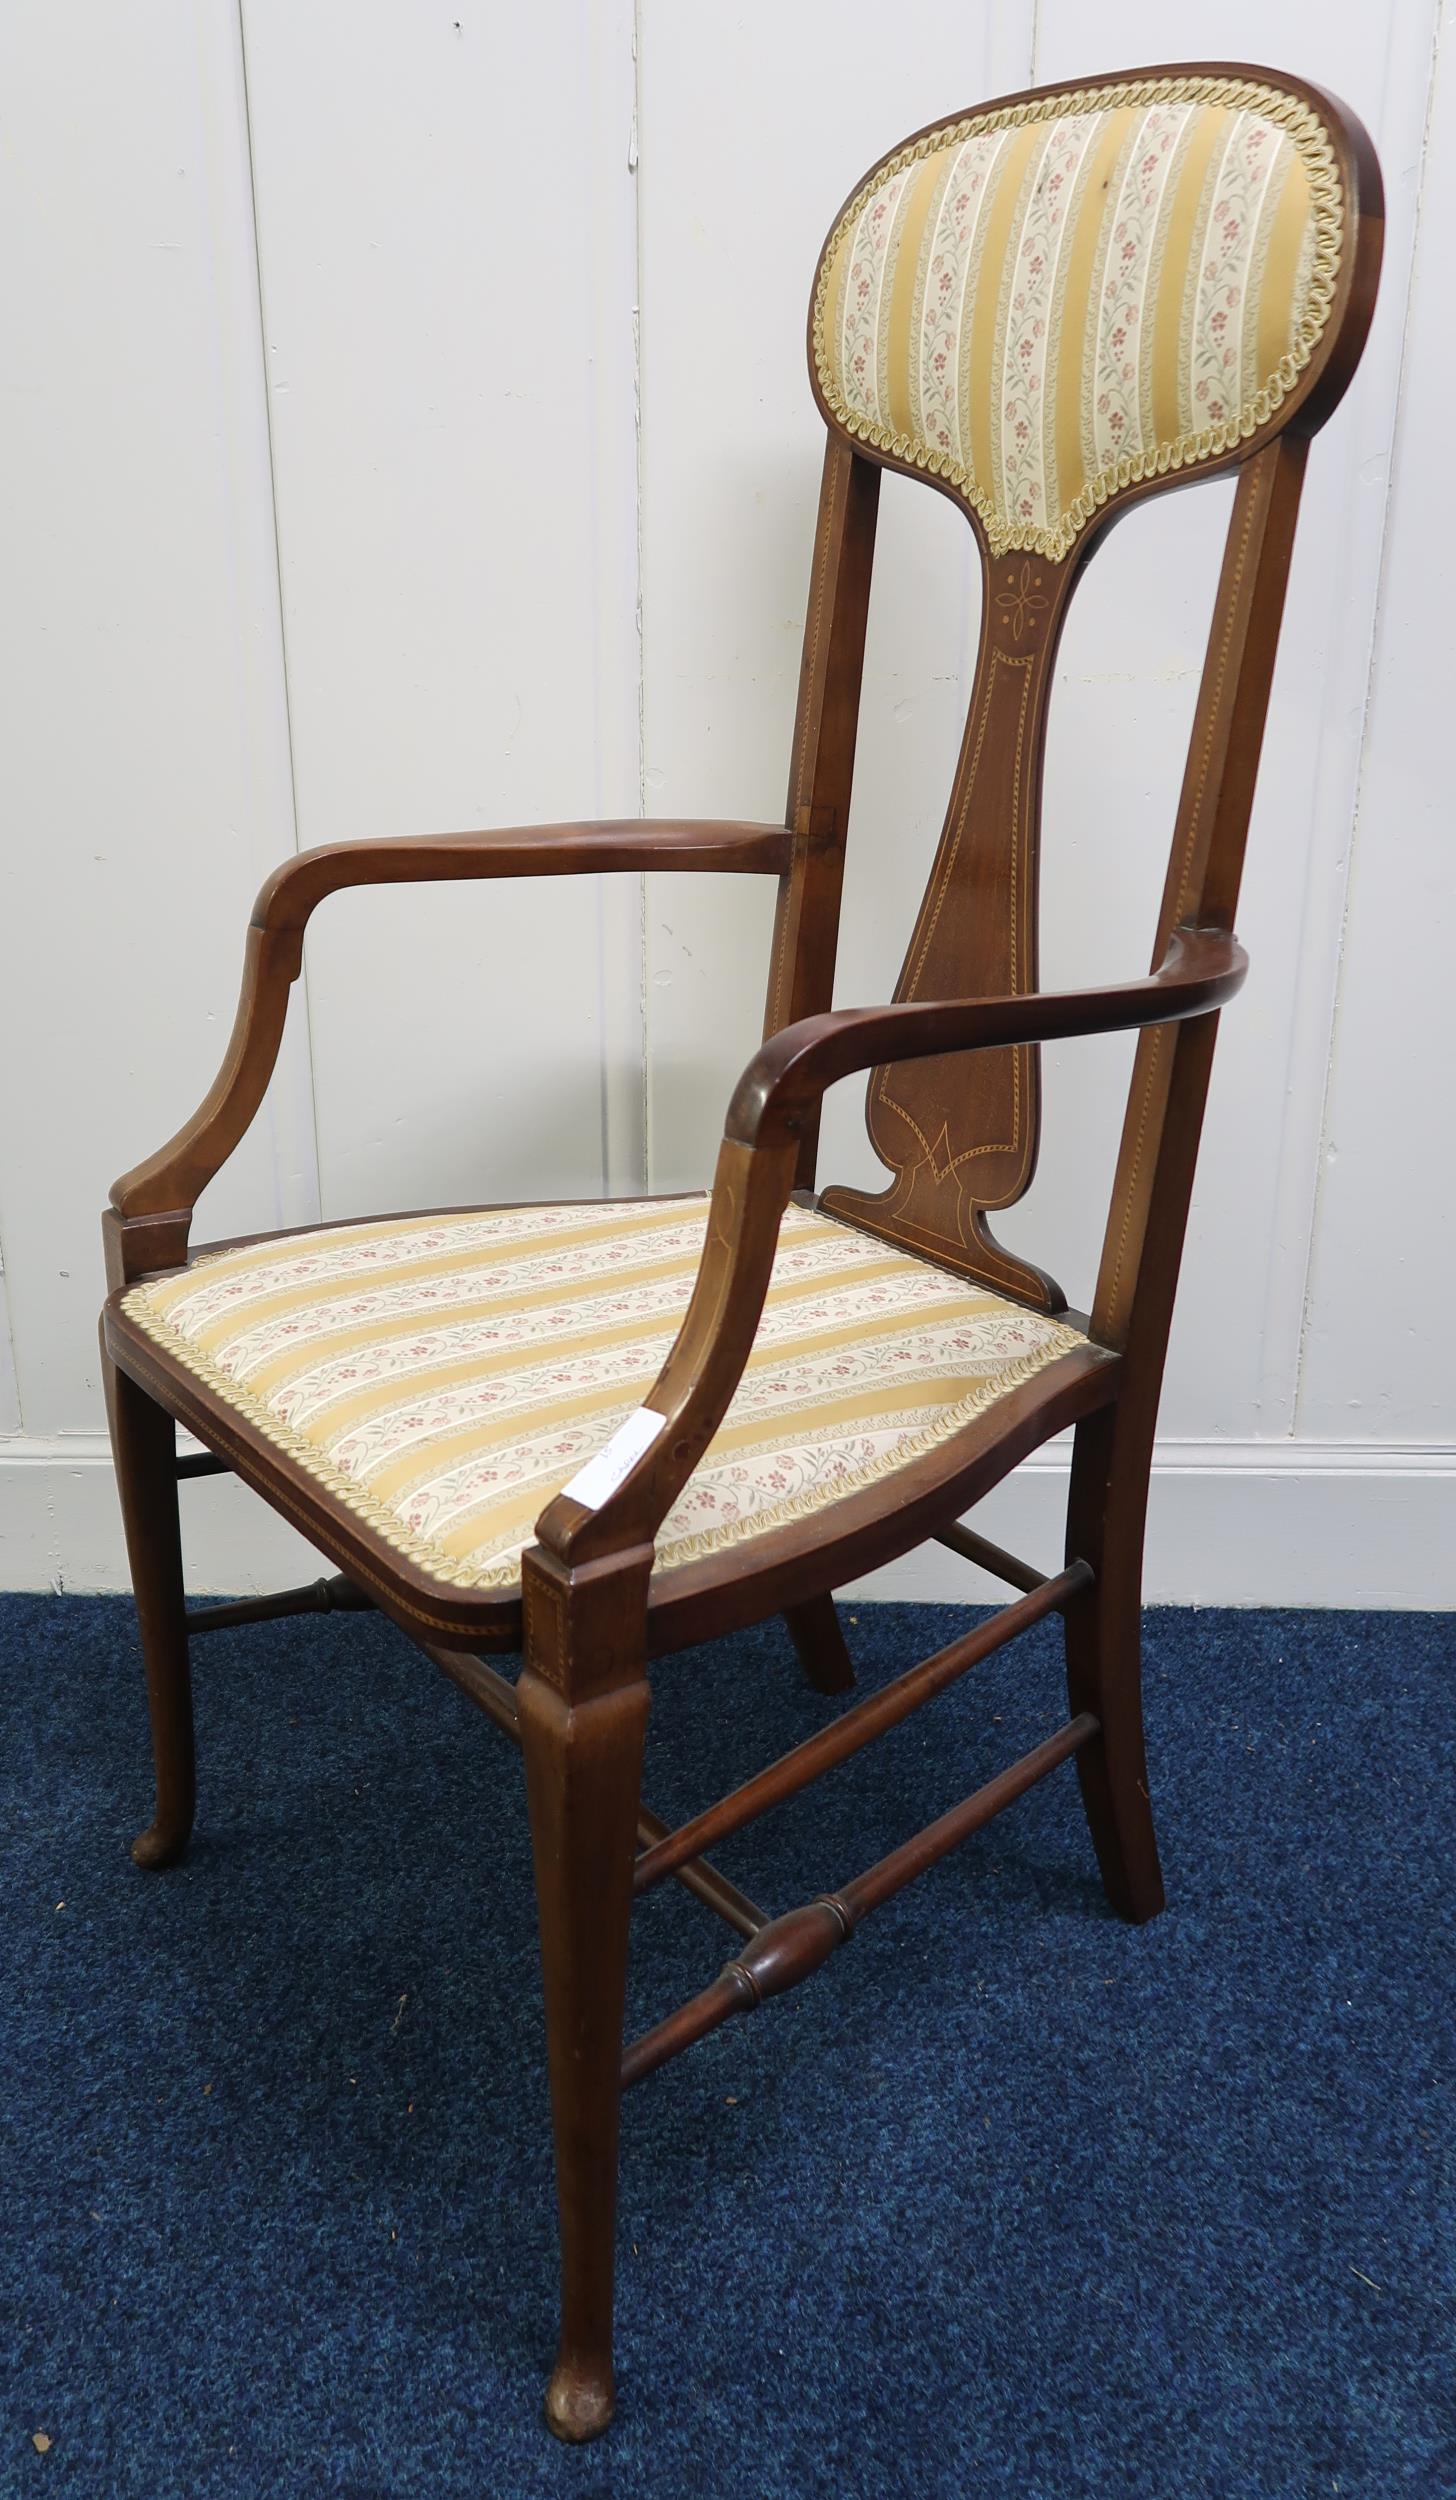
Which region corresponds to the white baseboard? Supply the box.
[0,1434,321,1597]
[846,1439,1456,1610]
[1,1431,1452,1609]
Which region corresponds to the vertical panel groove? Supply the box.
[587,0,649,1198]
[235,0,323,1208]
[0,1256,23,1437]
[1292,0,1446,1433]
[634,0,653,1194]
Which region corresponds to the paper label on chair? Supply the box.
[561,1408,666,1510]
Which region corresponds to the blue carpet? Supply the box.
[0,1592,1451,2498]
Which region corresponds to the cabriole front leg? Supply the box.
[102,1345,195,1869]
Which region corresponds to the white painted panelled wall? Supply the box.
[1,1,1451,1604]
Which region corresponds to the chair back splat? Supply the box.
[766,65,1380,1320]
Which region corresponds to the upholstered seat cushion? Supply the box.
[121,1197,1089,1592]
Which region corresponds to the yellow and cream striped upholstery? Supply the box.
[814,73,1342,558]
[122,1199,1089,1593]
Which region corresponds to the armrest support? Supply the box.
[108,819,792,1231]
[534,927,1246,1567]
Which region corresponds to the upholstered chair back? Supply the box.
[808,68,1368,1308]
[812,72,1341,560]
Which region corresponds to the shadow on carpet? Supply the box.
[1,1593,1452,2499]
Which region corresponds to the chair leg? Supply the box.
[1063,1414,1165,1925]
[783,1593,856,1696]
[102,1353,195,1870]
[518,1660,650,2442]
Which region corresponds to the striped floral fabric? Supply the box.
[122,1198,1089,1592]
[814,74,1341,558]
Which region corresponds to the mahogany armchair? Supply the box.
[101,63,1380,2440]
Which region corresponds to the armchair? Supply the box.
[101,60,1381,2442]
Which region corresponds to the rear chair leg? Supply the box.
[783,1593,856,1696]
[518,1654,650,2442]
[102,1352,195,1869]
[1064,1415,1165,1925]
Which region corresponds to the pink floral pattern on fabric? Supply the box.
[839,164,915,429]
[1000,114,1098,531]
[204,1217,861,1392]
[812,78,1338,560]
[916,130,1008,464]
[162,1196,664,1337]
[124,1199,1092,1589]
[1190,113,1290,428]
[1091,103,1192,474]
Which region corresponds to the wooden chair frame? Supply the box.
[99,63,1381,2440]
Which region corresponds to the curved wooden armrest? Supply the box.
[108,819,792,1226]
[726,926,1247,1149]
[533,926,1245,1569]
[250,819,791,934]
